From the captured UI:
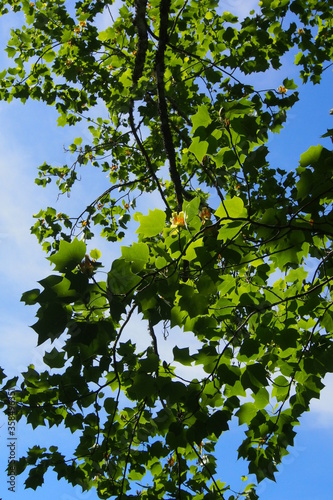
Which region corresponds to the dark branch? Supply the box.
[133,0,148,85]
[128,107,170,210]
[155,0,183,211]
[148,319,159,358]
[129,0,170,210]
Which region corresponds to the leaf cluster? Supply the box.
[0,0,333,498]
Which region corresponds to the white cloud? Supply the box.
[0,128,52,287]
[307,374,333,429]
[0,316,44,377]
[121,311,206,381]
[0,102,67,376]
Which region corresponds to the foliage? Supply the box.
[0,0,333,498]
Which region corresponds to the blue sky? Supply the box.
[0,1,333,498]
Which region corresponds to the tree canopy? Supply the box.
[0,0,333,498]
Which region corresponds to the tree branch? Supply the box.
[129,0,170,210]
[132,0,149,85]
[155,0,183,211]
[128,107,170,210]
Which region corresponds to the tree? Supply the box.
[0,0,333,498]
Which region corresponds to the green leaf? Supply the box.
[127,373,156,400]
[90,248,101,260]
[182,196,201,225]
[184,238,204,261]
[173,346,193,366]
[43,50,56,63]
[207,410,229,437]
[272,375,290,401]
[5,46,16,58]
[25,466,45,490]
[104,397,117,414]
[321,128,333,139]
[107,259,141,295]
[32,303,70,345]
[191,104,212,133]
[0,367,6,384]
[189,137,209,163]
[43,348,66,368]
[236,403,258,425]
[65,413,84,432]
[121,242,149,272]
[222,11,238,23]
[253,388,270,409]
[48,238,86,273]
[215,197,247,219]
[283,77,298,90]
[241,363,268,391]
[299,145,323,168]
[135,209,166,237]
[217,363,241,386]
[21,288,40,305]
